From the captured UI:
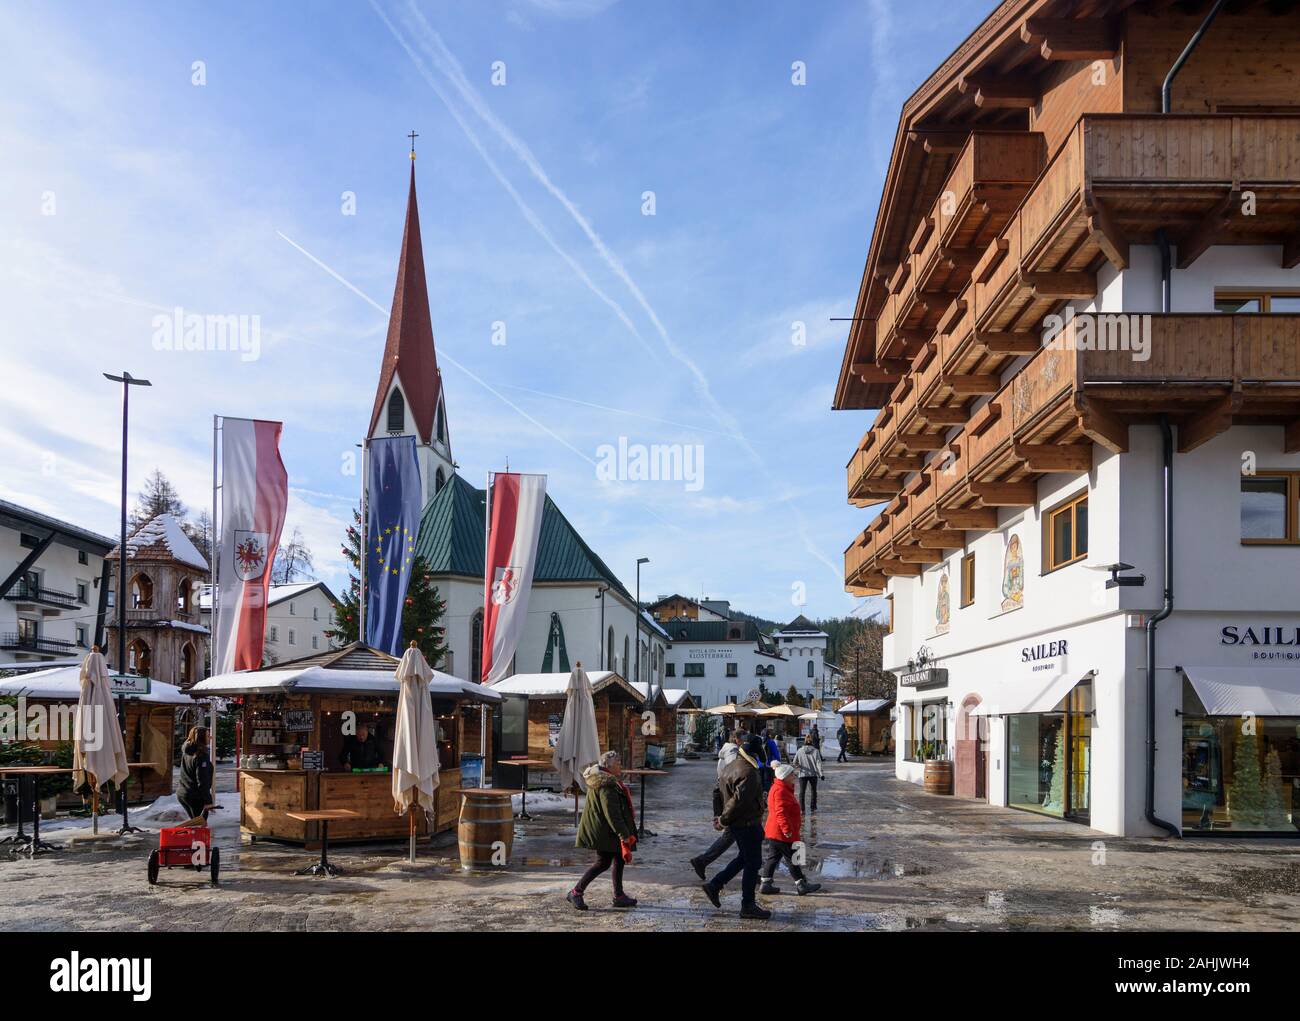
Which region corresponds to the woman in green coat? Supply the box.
[567,750,638,910]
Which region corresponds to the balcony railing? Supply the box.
[0,633,77,655]
[4,583,81,610]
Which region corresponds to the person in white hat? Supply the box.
[759,762,821,896]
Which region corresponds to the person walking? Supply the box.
[810,724,821,751]
[690,731,744,879]
[567,750,639,910]
[793,734,825,813]
[760,763,822,896]
[836,722,849,763]
[701,734,771,920]
[177,725,214,822]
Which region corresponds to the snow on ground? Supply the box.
[510,791,575,815]
[1,792,240,844]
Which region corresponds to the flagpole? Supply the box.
[211,415,221,809]
[359,440,369,646]
[480,471,492,768]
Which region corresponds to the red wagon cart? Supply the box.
[146,822,220,886]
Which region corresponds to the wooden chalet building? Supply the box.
[835,0,1300,836]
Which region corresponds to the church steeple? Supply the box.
[369,153,453,503]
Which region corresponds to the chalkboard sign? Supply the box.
[301,751,325,771]
[283,710,314,732]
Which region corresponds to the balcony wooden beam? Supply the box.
[1013,442,1093,473]
[853,363,902,384]
[1177,188,1240,270]
[897,547,946,564]
[1021,18,1118,61]
[1284,419,1300,454]
[1178,391,1241,453]
[920,405,969,426]
[1075,397,1130,455]
[975,331,1041,355]
[944,372,1002,395]
[897,433,951,451]
[1086,195,1129,270]
[915,529,968,550]
[959,75,1039,109]
[1024,272,1097,300]
[880,563,924,577]
[970,482,1037,507]
[936,507,1000,530]
[881,454,925,471]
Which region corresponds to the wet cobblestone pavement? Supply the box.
[2,758,1298,931]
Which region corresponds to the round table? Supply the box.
[619,768,668,839]
[499,759,553,820]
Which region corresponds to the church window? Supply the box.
[436,398,447,443]
[436,467,446,493]
[387,389,405,433]
[606,626,615,671]
[807,660,815,678]
[623,635,630,676]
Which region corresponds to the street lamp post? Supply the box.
[635,557,649,697]
[103,370,151,836]
[594,585,608,669]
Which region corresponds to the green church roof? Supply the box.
[414,474,632,600]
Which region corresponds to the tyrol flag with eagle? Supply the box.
[365,436,423,655]
[214,417,288,674]
[481,472,546,685]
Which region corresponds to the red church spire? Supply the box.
[369,158,443,445]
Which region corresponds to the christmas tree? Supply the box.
[1043,726,1065,814]
[325,507,448,668]
[1262,747,1289,830]
[1229,729,1266,828]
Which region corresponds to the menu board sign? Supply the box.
[283,710,314,732]
[301,751,324,771]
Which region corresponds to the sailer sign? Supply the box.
[1221,625,1300,661]
[1021,637,1068,675]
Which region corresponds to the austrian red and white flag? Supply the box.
[482,472,546,685]
[214,417,288,674]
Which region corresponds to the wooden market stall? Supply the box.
[628,683,698,766]
[838,698,895,755]
[189,642,500,845]
[491,670,646,781]
[0,665,194,804]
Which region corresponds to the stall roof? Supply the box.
[837,699,892,714]
[492,670,643,702]
[0,666,193,705]
[1181,667,1300,717]
[188,641,501,702]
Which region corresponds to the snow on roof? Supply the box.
[0,667,194,705]
[115,514,209,571]
[492,670,620,698]
[838,698,892,714]
[189,664,500,702]
[662,687,693,707]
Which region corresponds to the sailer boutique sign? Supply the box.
[1221,626,1300,661]
[1021,637,1068,675]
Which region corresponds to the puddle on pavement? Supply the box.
[816,855,932,879]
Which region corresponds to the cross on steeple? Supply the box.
[408,129,419,160]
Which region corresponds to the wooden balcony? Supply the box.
[845,314,1300,592]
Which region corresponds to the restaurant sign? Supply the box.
[109,675,151,696]
[899,646,947,689]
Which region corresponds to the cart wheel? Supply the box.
[210,847,220,886]
[147,849,160,886]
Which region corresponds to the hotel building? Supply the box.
[834,0,1300,835]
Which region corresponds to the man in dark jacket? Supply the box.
[340,723,383,770]
[701,734,771,920]
[178,726,214,821]
[836,723,849,763]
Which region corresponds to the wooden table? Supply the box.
[0,767,71,857]
[284,809,360,876]
[619,768,668,839]
[499,758,552,820]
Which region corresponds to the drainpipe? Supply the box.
[1157,0,1227,308]
[1143,415,1180,838]
[1141,0,1227,842]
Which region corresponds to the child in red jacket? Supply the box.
[760,763,822,895]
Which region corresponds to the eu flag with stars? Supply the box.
[365,436,422,655]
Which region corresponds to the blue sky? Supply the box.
[0,0,989,622]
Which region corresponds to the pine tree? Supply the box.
[324,508,448,667]
[1262,747,1288,830]
[130,468,186,528]
[1044,726,1066,813]
[785,684,805,708]
[1230,729,1267,828]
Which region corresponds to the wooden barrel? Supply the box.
[457,792,514,870]
[923,759,953,796]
